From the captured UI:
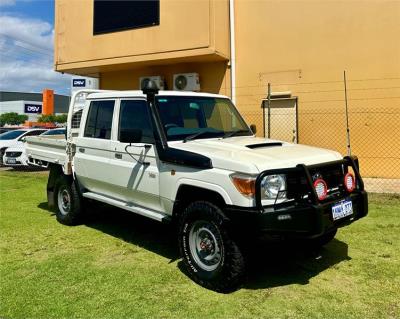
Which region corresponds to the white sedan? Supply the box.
[2,128,65,167]
[0,129,48,166]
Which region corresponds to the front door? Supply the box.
[108,99,161,211]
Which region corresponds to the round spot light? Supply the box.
[314,178,328,200]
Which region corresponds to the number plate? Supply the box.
[332,200,353,221]
[7,159,16,164]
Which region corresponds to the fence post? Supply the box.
[267,83,271,138]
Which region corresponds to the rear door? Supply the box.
[74,99,115,194]
[108,99,161,211]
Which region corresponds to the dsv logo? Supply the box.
[73,79,86,87]
[24,104,42,114]
[27,106,40,112]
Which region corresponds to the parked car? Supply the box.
[0,129,47,165]
[25,84,368,292]
[40,128,66,136]
[3,128,65,167]
[0,127,19,134]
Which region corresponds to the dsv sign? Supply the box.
[24,104,42,114]
[72,79,86,87]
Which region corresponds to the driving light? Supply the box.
[230,174,256,197]
[344,173,355,192]
[314,178,328,200]
[261,174,287,200]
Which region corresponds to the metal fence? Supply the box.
[240,85,400,194]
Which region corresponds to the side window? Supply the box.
[22,130,46,138]
[84,100,115,139]
[119,100,155,144]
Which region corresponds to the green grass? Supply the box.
[0,170,399,319]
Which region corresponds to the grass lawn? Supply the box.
[0,170,399,319]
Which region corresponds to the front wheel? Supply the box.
[54,176,83,225]
[179,201,245,292]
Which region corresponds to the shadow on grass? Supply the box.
[242,239,350,289]
[38,202,55,216]
[38,200,351,291]
[84,201,180,262]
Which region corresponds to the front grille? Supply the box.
[256,156,363,209]
[5,152,22,158]
[286,163,347,202]
[310,163,346,200]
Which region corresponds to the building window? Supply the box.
[93,0,160,35]
[84,100,115,139]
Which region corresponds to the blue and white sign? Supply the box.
[72,79,86,87]
[24,104,42,114]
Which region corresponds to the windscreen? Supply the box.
[156,96,251,141]
[0,130,27,140]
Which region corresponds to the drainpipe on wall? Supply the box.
[229,0,236,105]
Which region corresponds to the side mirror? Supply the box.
[250,124,257,134]
[120,129,142,144]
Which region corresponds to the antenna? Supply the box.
[267,83,271,138]
[343,70,352,156]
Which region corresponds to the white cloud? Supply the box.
[0,14,71,95]
[0,0,16,7]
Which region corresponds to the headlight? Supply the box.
[261,174,287,200]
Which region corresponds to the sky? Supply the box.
[0,0,71,95]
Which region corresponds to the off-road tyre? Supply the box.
[179,201,245,292]
[54,175,83,225]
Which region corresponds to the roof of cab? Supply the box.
[86,90,229,100]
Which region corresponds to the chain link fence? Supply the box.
[240,80,400,194]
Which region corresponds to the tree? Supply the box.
[0,112,28,126]
[37,114,68,124]
[54,114,68,124]
[37,114,56,123]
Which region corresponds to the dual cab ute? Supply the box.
[26,82,368,292]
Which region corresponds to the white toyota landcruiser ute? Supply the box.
[25,82,368,292]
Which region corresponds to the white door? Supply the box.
[264,97,298,143]
[74,99,115,194]
[108,99,161,211]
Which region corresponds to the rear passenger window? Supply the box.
[84,100,115,139]
[119,100,155,144]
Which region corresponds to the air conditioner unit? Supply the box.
[139,76,165,90]
[173,73,200,91]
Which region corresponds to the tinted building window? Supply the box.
[84,100,115,139]
[93,0,160,35]
[119,100,155,144]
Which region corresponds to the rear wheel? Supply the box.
[54,176,83,225]
[179,201,245,292]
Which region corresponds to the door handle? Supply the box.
[115,153,122,159]
[79,148,85,153]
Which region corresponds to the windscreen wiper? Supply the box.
[222,129,250,139]
[183,131,223,143]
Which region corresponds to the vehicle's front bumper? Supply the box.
[224,190,368,239]
[3,156,29,166]
[224,156,368,239]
